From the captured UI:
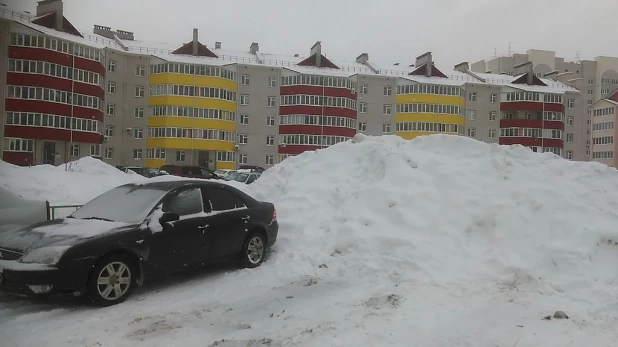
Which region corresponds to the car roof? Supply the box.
[121,179,231,191]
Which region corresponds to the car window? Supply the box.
[246,175,256,184]
[203,187,242,212]
[200,169,213,177]
[163,188,203,216]
[180,167,192,175]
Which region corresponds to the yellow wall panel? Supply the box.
[144,159,166,168]
[394,131,461,140]
[146,138,235,151]
[395,113,465,125]
[148,74,237,91]
[216,161,236,170]
[148,96,236,112]
[147,117,236,131]
[395,94,465,107]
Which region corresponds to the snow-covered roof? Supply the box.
[467,72,578,94]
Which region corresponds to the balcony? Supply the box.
[500,111,564,130]
[500,101,564,113]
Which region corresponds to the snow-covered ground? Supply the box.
[2,134,618,346]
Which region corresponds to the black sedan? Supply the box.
[0,180,278,306]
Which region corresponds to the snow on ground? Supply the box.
[2,134,618,346]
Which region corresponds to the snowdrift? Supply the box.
[3,135,618,346]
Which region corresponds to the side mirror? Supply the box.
[159,212,180,226]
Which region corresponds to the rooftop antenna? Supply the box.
[575,51,581,63]
[508,42,512,56]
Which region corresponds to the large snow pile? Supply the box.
[0,156,142,205]
[2,135,618,346]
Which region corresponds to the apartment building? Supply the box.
[472,49,618,160]
[0,0,586,170]
[589,91,618,167]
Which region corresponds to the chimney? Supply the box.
[116,29,134,41]
[36,0,63,31]
[310,41,322,67]
[192,28,198,56]
[215,41,221,49]
[93,24,114,39]
[513,61,534,84]
[294,54,299,57]
[415,52,433,77]
[454,62,469,72]
[356,53,369,64]
[250,42,259,54]
[394,63,400,66]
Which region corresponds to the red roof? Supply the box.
[32,11,82,37]
[297,53,340,69]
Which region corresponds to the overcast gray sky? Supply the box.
[9,0,618,70]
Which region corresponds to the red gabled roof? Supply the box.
[32,11,83,37]
[297,53,340,69]
[608,89,618,102]
[511,72,547,86]
[171,41,218,58]
[408,63,447,78]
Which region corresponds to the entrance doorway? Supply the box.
[43,142,55,165]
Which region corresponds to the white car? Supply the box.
[225,171,261,184]
[0,186,50,233]
[214,169,235,179]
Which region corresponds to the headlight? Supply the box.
[20,246,70,265]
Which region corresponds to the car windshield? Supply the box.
[226,172,249,182]
[71,185,168,224]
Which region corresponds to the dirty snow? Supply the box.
[2,134,618,346]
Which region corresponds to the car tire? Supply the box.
[240,232,267,268]
[86,254,137,307]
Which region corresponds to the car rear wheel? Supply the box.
[241,232,266,268]
[86,254,137,307]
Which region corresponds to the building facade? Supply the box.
[1,0,589,171]
[589,91,618,167]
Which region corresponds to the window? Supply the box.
[176,150,185,162]
[566,116,574,126]
[239,154,247,164]
[70,145,79,157]
[358,122,367,132]
[133,128,143,139]
[266,136,275,146]
[267,116,275,126]
[203,187,239,212]
[241,74,250,85]
[566,133,574,143]
[490,93,497,103]
[468,92,477,102]
[267,96,275,107]
[566,150,573,159]
[107,82,116,94]
[467,110,477,121]
[238,134,248,144]
[588,100,593,105]
[467,128,476,138]
[108,60,116,72]
[135,65,146,76]
[105,125,114,137]
[384,85,392,96]
[164,188,203,216]
[361,84,368,94]
[134,107,144,118]
[489,129,496,138]
[133,149,142,160]
[359,103,367,113]
[105,147,114,159]
[135,86,144,98]
[588,89,593,95]
[383,122,391,134]
[240,114,249,125]
[568,99,574,109]
[268,76,276,88]
[107,103,115,116]
[383,104,392,115]
[240,94,249,105]
[588,79,594,85]
[489,111,496,121]
[266,155,274,165]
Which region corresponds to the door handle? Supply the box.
[241,216,250,220]
[198,224,209,229]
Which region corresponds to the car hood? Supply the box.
[0,218,135,253]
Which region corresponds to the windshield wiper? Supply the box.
[81,217,115,222]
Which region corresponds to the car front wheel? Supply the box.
[241,232,266,268]
[86,254,137,307]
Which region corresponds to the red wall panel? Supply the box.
[278,144,321,155]
[9,46,71,67]
[279,124,356,137]
[498,137,563,148]
[6,99,103,122]
[4,125,102,144]
[500,119,564,130]
[281,85,357,99]
[500,101,564,113]
[2,151,34,166]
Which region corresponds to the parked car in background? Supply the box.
[159,165,218,179]
[238,165,266,173]
[0,186,50,233]
[214,169,235,179]
[123,167,164,178]
[225,171,261,184]
[0,180,278,306]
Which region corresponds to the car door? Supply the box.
[202,187,251,260]
[147,187,212,272]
